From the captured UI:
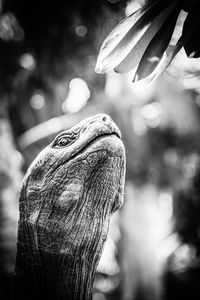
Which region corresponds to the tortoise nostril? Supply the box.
[102,116,107,122]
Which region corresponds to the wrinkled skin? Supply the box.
[12,114,126,300]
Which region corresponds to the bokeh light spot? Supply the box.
[131,109,147,135]
[141,101,162,128]
[93,292,106,300]
[19,53,35,70]
[158,192,173,223]
[75,25,88,37]
[62,78,90,113]
[0,13,24,41]
[30,94,46,110]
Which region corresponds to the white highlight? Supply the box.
[62,78,90,113]
[75,25,87,37]
[30,94,45,110]
[19,53,35,70]
[141,102,162,128]
[158,192,173,223]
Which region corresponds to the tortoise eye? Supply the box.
[53,135,74,148]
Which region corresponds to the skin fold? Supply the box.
[12,114,126,300]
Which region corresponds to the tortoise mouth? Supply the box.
[52,132,121,172]
[82,132,120,150]
[71,132,121,160]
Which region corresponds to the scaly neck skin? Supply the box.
[12,114,125,300]
[13,214,108,300]
[13,185,112,300]
[13,188,111,300]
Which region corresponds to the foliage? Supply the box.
[96,0,200,83]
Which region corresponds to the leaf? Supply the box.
[133,6,180,81]
[96,8,141,65]
[115,1,179,73]
[141,1,200,84]
[95,0,175,74]
[144,40,186,84]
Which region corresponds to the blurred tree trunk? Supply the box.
[0,98,23,299]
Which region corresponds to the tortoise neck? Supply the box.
[12,222,99,300]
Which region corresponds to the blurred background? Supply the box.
[1,0,200,299]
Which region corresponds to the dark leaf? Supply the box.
[133,6,180,81]
[115,1,179,73]
[95,0,175,74]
